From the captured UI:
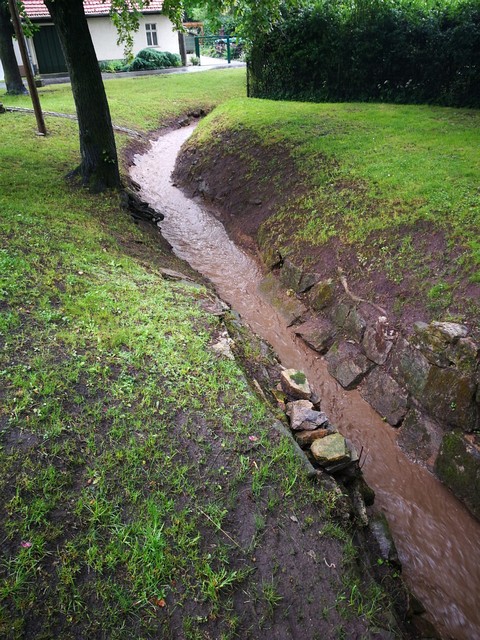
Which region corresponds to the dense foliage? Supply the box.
[248,0,480,107]
[98,49,181,72]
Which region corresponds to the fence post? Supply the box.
[226,37,231,64]
[194,36,200,61]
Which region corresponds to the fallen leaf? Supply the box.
[20,541,32,548]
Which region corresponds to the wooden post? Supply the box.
[8,0,46,135]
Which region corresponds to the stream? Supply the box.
[131,125,480,640]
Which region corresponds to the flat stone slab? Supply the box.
[361,368,408,426]
[281,369,311,400]
[294,317,336,354]
[295,428,330,448]
[325,342,374,389]
[311,432,350,467]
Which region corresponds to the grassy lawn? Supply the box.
[0,72,397,638]
[3,68,247,130]
[185,98,480,330]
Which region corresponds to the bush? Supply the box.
[248,0,480,107]
[98,59,127,73]
[125,48,181,71]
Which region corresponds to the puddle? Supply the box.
[131,125,480,639]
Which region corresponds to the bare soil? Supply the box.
[174,129,480,340]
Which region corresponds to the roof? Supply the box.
[23,0,164,20]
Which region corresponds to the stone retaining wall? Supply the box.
[262,253,480,520]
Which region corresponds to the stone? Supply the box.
[309,279,335,311]
[298,271,320,293]
[286,400,328,431]
[211,336,234,360]
[281,369,311,400]
[389,338,432,401]
[422,365,478,431]
[343,307,367,343]
[362,317,394,365]
[260,244,282,270]
[295,428,330,448]
[326,342,374,390]
[412,321,470,367]
[328,301,352,328]
[370,513,400,567]
[311,433,350,467]
[294,317,336,354]
[397,409,442,465]
[258,273,307,326]
[435,431,480,520]
[279,258,303,292]
[361,369,408,426]
[446,337,479,375]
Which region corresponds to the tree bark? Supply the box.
[0,2,27,94]
[44,0,121,191]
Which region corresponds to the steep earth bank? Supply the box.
[173,124,480,522]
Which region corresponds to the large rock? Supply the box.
[343,307,367,343]
[362,316,395,365]
[311,433,350,467]
[258,273,307,326]
[361,369,408,426]
[326,342,374,389]
[281,369,311,399]
[422,365,478,431]
[279,258,303,292]
[397,409,442,465]
[435,431,480,520]
[389,338,432,400]
[309,279,335,311]
[286,399,328,431]
[329,301,352,328]
[412,321,470,367]
[294,317,336,354]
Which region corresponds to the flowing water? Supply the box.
[131,125,480,640]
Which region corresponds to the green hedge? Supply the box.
[248,0,480,107]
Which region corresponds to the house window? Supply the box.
[146,23,158,46]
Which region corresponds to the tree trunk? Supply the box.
[44,0,121,191]
[0,2,27,94]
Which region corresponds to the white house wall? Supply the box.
[88,15,179,61]
[0,14,179,80]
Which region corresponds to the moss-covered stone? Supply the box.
[435,431,480,521]
[309,279,335,311]
[423,366,478,431]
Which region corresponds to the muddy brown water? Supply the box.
[131,125,480,640]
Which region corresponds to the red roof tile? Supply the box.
[23,0,164,19]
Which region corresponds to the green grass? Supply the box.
[0,71,388,638]
[2,68,246,130]
[189,98,480,313]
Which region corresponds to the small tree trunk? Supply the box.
[0,2,27,94]
[178,31,187,66]
[44,0,121,191]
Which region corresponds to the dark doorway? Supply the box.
[33,25,67,74]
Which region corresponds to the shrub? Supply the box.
[248,0,480,107]
[126,48,181,71]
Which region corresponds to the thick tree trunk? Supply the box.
[44,0,121,191]
[0,2,27,94]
